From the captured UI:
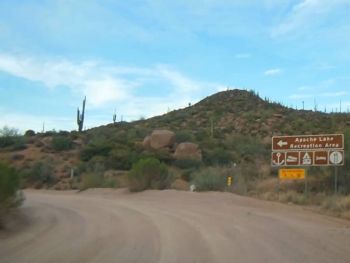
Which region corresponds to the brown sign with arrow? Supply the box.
[271,134,344,167]
[272,134,343,151]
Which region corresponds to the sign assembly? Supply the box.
[271,134,344,167]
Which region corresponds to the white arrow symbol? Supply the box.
[277,140,288,147]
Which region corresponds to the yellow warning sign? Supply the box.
[279,169,305,180]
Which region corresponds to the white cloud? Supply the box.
[0,54,132,107]
[0,110,73,132]
[156,65,201,93]
[0,53,224,129]
[272,0,350,36]
[264,68,282,76]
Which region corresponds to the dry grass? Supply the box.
[321,195,350,219]
[171,178,189,191]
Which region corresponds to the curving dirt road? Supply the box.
[1,189,350,263]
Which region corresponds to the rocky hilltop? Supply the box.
[0,89,349,192]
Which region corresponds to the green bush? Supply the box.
[173,159,202,169]
[80,138,112,161]
[51,136,73,151]
[191,167,227,192]
[203,148,232,166]
[128,157,172,192]
[79,173,104,190]
[0,126,24,149]
[21,162,56,188]
[0,162,21,208]
[24,130,35,137]
[181,168,196,182]
[175,131,194,143]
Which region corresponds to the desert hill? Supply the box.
[1,89,349,192]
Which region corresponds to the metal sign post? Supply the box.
[304,168,308,198]
[334,166,338,195]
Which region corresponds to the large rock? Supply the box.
[174,142,202,160]
[149,130,175,150]
[142,135,152,149]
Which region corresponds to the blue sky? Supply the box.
[0,0,350,132]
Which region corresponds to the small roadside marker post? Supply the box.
[227,176,232,187]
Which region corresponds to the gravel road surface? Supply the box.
[1,189,349,263]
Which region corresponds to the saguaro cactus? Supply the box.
[113,110,117,124]
[77,96,86,132]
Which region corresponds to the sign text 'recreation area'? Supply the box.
[271,134,344,167]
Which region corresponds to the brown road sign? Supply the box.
[314,151,328,165]
[300,151,314,166]
[271,152,286,166]
[272,134,344,151]
[279,169,305,180]
[286,152,299,166]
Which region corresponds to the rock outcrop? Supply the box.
[145,130,175,150]
[174,142,202,160]
[142,135,152,150]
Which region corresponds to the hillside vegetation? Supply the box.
[1,89,350,200]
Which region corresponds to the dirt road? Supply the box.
[1,189,349,263]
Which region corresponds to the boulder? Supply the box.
[142,135,152,149]
[174,142,202,160]
[149,130,175,150]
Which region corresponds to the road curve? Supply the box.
[1,189,350,263]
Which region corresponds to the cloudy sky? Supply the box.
[0,0,350,132]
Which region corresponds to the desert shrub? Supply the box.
[43,130,57,137]
[106,149,136,170]
[0,126,24,149]
[0,136,16,148]
[181,168,196,182]
[10,137,27,151]
[80,138,113,161]
[278,190,307,205]
[0,162,21,208]
[176,131,195,143]
[228,135,268,158]
[11,154,24,161]
[203,148,232,166]
[102,177,119,188]
[195,130,209,142]
[128,157,171,192]
[0,126,19,137]
[51,136,73,151]
[191,167,227,192]
[79,173,104,190]
[58,130,70,136]
[173,159,202,169]
[21,162,56,188]
[24,130,35,137]
[322,195,350,217]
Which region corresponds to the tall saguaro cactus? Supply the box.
[77,96,86,132]
[113,110,117,124]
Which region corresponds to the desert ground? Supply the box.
[1,189,350,263]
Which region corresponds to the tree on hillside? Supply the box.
[0,126,21,148]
